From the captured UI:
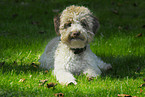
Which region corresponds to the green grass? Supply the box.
[0,0,145,96]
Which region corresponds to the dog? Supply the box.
[39,5,112,85]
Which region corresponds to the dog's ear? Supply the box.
[92,16,100,34]
[53,14,61,35]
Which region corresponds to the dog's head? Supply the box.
[54,5,99,48]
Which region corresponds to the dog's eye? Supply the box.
[81,22,87,27]
[64,23,71,29]
[81,20,88,28]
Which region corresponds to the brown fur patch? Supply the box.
[54,14,61,35]
[92,16,100,34]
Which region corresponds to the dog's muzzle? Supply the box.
[71,31,80,38]
[70,31,84,41]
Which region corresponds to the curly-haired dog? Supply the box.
[39,5,112,85]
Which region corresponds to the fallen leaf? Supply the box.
[13,61,18,66]
[44,11,48,14]
[118,26,122,30]
[15,0,19,3]
[46,82,57,88]
[19,78,25,82]
[31,62,39,68]
[117,3,122,7]
[20,2,29,6]
[54,93,64,97]
[52,9,60,13]
[140,83,145,88]
[142,25,145,28]
[118,94,131,97]
[111,2,115,5]
[87,77,94,81]
[31,21,40,26]
[39,79,48,86]
[136,67,141,72]
[12,13,18,18]
[136,33,142,37]
[0,62,5,67]
[133,3,137,7]
[45,70,48,73]
[39,31,45,34]
[140,88,143,93]
[124,26,129,30]
[112,9,119,15]
[39,79,48,83]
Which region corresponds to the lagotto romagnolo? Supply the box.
[39,5,112,85]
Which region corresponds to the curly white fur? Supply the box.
[39,5,112,85]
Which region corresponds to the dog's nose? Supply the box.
[72,31,80,37]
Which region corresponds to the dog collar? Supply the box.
[70,46,86,54]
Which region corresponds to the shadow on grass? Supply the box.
[101,55,145,79]
[0,62,43,75]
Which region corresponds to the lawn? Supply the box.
[0,0,145,96]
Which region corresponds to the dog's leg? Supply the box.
[95,56,112,70]
[54,70,77,85]
[83,67,102,78]
[87,51,112,71]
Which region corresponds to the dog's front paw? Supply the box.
[66,80,77,86]
[60,80,77,86]
[104,64,112,70]
[54,71,77,86]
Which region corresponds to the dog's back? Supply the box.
[39,37,60,69]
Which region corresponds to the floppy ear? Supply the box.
[53,14,61,35]
[92,16,100,34]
